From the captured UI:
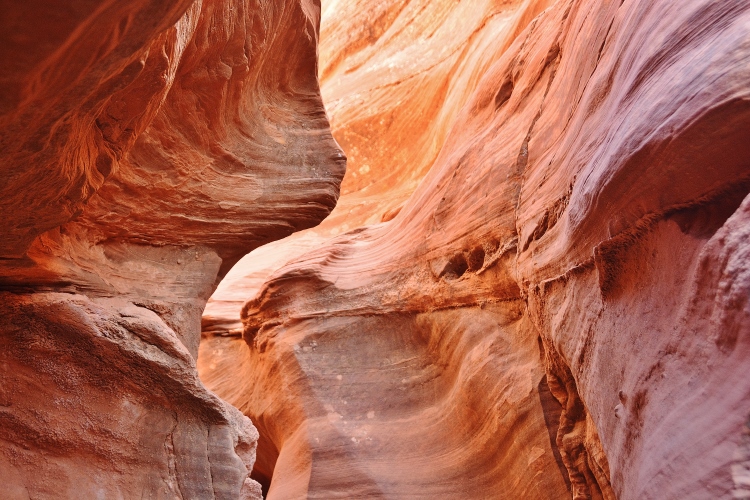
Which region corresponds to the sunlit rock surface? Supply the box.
[0,0,343,497]
[200,0,750,498]
[202,0,551,342]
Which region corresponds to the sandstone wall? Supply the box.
[202,0,550,343]
[200,0,750,498]
[0,0,343,498]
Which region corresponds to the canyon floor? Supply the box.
[2,0,750,499]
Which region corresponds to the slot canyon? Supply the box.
[1,0,749,498]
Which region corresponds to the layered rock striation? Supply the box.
[0,0,344,498]
[200,0,750,498]
[202,0,553,340]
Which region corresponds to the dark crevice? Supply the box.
[251,469,272,498]
[537,373,573,494]
[494,79,514,110]
[441,252,469,280]
[248,420,280,499]
[540,337,615,500]
[466,246,486,272]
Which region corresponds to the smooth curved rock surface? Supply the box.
[202,0,551,341]
[200,0,750,498]
[0,0,343,497]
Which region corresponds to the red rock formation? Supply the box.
[202,0,552,339]
[0,0,343,497]
[200,0,750,498]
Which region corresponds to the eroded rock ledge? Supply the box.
[0,0,343,497]
[200,0,750,498]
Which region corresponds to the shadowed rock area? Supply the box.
[200,0,750,498]
[0,0,344,498]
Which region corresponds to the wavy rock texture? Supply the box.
[200,0,750,498]
[202,0,553,338]
[0,0,343,498]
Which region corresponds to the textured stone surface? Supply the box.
[203,0,552,340]
[0,0,343,497]
[200,0,750,498]
[0,292,260,499]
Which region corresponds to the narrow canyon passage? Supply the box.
[1,0,749,499]
[200,0,750,499]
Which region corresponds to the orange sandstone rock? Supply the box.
[202,0,551,342]
[0,0,343,497]
[201,0,750,498]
